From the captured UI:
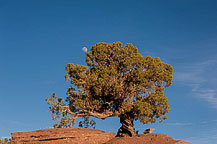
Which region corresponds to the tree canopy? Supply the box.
[46,42,173,137]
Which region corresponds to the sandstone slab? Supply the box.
[106,133,191,144]
[11,128,115,144]
[11,128,191,144]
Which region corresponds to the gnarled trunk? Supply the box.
[116,113,136,137]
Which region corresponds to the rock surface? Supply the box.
[106,133,191,144]
[143,128,155,134]
[11,128,115,144]
[11,128,191,144]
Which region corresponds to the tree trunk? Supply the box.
[116,113,136,137]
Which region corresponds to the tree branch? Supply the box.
[62,106,120,119]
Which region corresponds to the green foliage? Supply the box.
[78,116,96,128]
[0,138,11,144]
[46,42,173,128]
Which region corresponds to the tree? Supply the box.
[46,42,173,137]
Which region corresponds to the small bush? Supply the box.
[0,137,11,144]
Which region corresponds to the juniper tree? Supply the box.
[46,42,173,137]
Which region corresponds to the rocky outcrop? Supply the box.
[11,128,115,144]
[143,128,155,134]
[11,128,191,144]
[106,133,191,144]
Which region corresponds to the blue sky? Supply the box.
[1,0,217,143]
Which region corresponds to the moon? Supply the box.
[82,47,87,52]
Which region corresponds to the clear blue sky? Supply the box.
[1,0,217,143]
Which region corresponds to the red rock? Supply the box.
[11,128,191,144]
[11,128,115,144]
[106,133,191,144]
